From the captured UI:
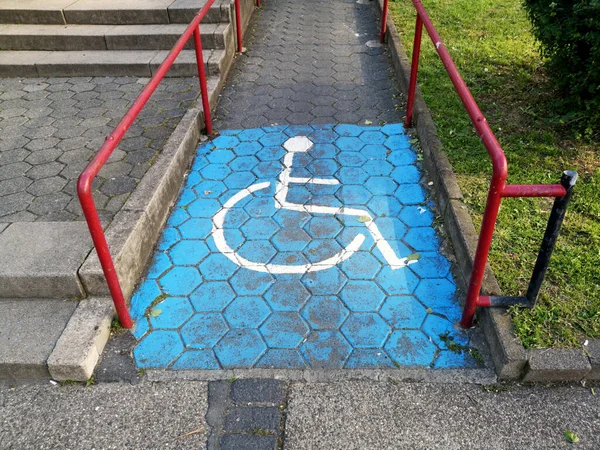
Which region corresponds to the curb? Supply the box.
[47,0,256,382]
[377,1,598,382]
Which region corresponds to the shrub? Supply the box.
[523,0,600,134]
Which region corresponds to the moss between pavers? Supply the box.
[389,0,600,349]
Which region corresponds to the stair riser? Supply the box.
[0,27,228,52]
[0,6,226,25]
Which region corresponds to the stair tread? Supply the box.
[0,23,225,35]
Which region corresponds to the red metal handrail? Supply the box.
[400,0,568,327]
[78,0,245,328]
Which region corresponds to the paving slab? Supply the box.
[0,381,209,449]
[0,222,92,298]
[0,298,78,380]
[0,0,76,25]
[284,381,600,450]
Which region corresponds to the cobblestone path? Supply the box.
[0,77,198,224]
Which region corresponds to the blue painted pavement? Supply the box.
[130,124,477,370]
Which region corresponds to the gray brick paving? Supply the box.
[213,0,403,130]
[0,76,199,224]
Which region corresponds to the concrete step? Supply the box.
[0,298,78,381]
[0,23,231,51]
[0,48,228,78]
[0,0,229,25]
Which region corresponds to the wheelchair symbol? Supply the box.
[210,135,417,274]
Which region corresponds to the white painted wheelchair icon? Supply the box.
[210,136,417,274]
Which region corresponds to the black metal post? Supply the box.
[525,170,578,306]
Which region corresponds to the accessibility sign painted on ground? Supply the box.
[129,124,474,370]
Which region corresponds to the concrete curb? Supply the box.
[146,367,497,384]
[377,3,596,382]
[47,0,256,381]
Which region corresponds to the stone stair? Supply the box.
[0,0,237,77]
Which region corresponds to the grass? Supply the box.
[389,0,600,348]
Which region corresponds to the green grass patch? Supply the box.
[390,0,600,348]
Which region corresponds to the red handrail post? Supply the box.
[78,176,133,328]
[234,0,243,52]
[405,14,423,127]
[460,173,506,328]
[257,0,261,7]
[193,26,213,135]
[380,0,389,43]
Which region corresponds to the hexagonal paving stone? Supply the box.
[260,312,309,348]
[159,267,202,296]
[367,195,402,217]
[271,228,311,252]
[237,240,277,264]
[241,217,279,240]
[194,180,227,198]
[391,165,421,184]
[212,135,240,148]
[264,278,310,311]
[334,124,363,137]
[233,141,263,156]
[229,270,274,296]
[310,143,338,159]
[177,218,212,240]
[434,350,480,369]
[395,183,426,205]
[399,205,434,227]
[199,254,239,281]
[303,238,343,264]
[230,155,259,172]
[273,209,311,228]
[221,207,251,228]
[365,177,398,196]
[376,266,420,296]
[339,252,382,280]
[238,128,265,142]
[363,160,393,177]
[335,167,369,185]
[167,208,191,227]
[307,159,338,177]
[168,240,209,266]
[384,135,411,151]
[339,280,386,312]
[301,331,352,368]
[172,349,221,370]
[372,217,407,241]
[381,123,405,136]
[379,296,428,329]
[260,132,288,147]
[214,329,267,368]
[130,279,162,320]
[146,252,172,279]
[384,330,437,366]
[335,136,364,152]
[410,253,451,279]
[157,227,181,251]
[257,145,286,162]
[341,313,391,348]
[301,266,348,295]
[149,297,194,329]
[134,331,184,368]
[359,130,386,145]
[200,164,232,181]
[224,171,256,189]
[304,216,342,239]
[224,296,271,328]
[244,197,277,218]
[336,151,367,167]
[422,314,469,349]
[301,296,349,329]
[344,349,395,368]
[414,278,457,309]
[187,198,221,218]
[189,281,236,312]
[335,185,372,205]
[256,349,307,369]
[180,313,229,348]
[207,149,235,164]
[388,148,417,167]
[404,227,440,251]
